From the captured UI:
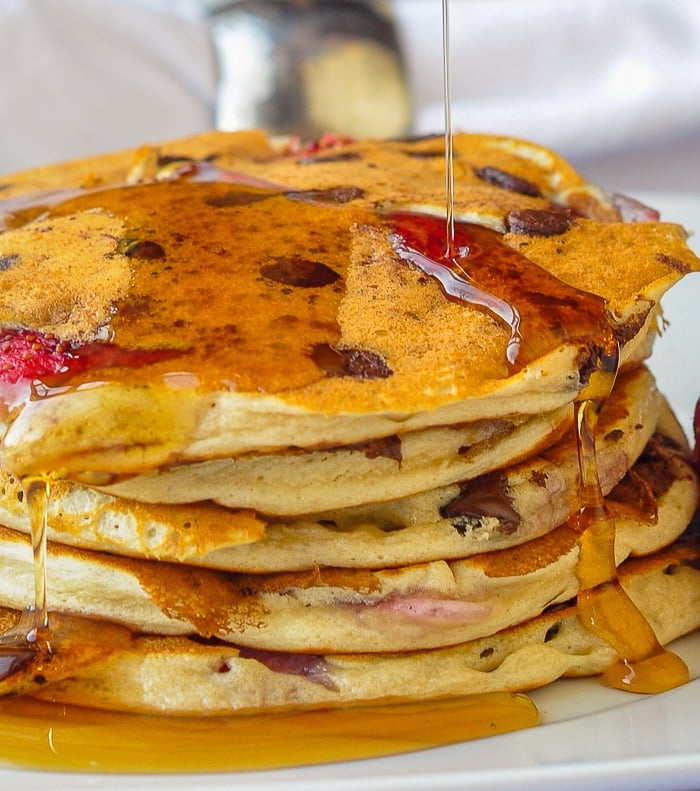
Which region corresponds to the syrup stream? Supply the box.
[442,0,456,255]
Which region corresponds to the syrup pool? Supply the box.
[0,693,538,773]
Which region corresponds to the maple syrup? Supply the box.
[0,692,538,773]
[442,0,456,255]
[0,477,52,683]
[572,397,688,693]
[387,211,615,369]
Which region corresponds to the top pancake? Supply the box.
[0,131,697,480]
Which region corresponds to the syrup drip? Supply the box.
[0,477,52,685]
[573,390,689,693]
[387,212,615,369]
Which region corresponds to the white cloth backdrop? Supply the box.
[1,0,699,191]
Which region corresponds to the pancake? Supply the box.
[0,130,698,719]
[0,132,697,490]
[1,527,698,715]
[0,364,664,569]
[0,420,695,654]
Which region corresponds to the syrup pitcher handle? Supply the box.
[208,0,413,140]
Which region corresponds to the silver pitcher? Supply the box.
[209,0,412,140]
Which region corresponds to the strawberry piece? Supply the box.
[0,330,71,384]
[694,397,700,474]
[302,132,355,154]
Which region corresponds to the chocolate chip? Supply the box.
[0,253,20,270]
[402,148,444,159]
[298,151,362,164]
[261,257,341,288]
[392,133,441,144]
[204,190,273,208]
[310,343,393,379]
[604,429,624,443]
[474,166,541,197]
[656,253,692,275]
[345,435,402,462]
[342,348,393,379]
[612,302,654,346]
[115,239,166,260]
[286,186,365,204]
[505,208,573,237]
[441,473,520,534]
[530,470,548,488]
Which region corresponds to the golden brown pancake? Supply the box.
[1,528,698,715]
[0,365,666,569]
[0,132,696,489]
[0,420,695,654]
[0,130,698,718]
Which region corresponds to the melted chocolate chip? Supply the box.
[298,151,362,164]
[530,470,548,488]
[576,344,614,387]
[505,208,573,237]
[345,435,402,463]
[441,473,520,535]
[342,348,393,379]
[473,166,541,197]
[118,239,166,260]
[391,133,441,144]
[0,253,20,270]
[261,257,341,288]
[612,303,654,346]
[402,148,444,159]
[604,429,624,443]
[286,186,365,204]
[310,343,393,379]
[656,253,692,275]
[204,190,274,208]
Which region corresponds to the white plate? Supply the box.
[0,192,698,791]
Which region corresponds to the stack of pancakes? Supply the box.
[0,131,698,714]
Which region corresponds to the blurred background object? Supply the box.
[210,0,411,140]
[391,0,700,193]
[0,0,217,173]
[1,0,700,193]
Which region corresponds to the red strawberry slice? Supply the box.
[0,330,71,384]
[694,397,700,474]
